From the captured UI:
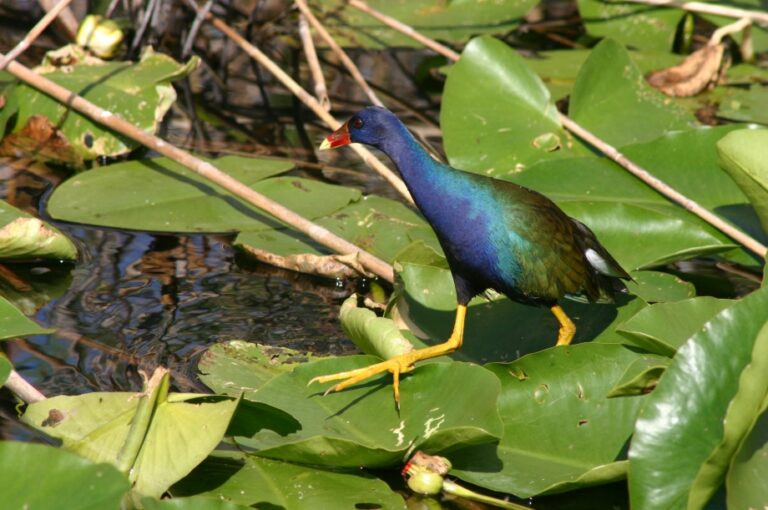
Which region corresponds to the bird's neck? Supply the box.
[376,124,455,205]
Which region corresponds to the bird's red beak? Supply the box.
[319,122,351,150]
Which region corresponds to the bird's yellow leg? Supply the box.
[550,304,576,346]
[309,305,468,407]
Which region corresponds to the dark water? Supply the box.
[0,159,360,440]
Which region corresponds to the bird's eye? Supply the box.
[351,118,364,129]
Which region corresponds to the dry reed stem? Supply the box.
[1,0,75,70]
[623,0,768,25]
[348,0,768,258]
[5,369,46,403]
[348,0,461,61]
[37,0,79,38]
[0,53,395,282]
[295,0,384,107]
[207,15,413,203]
[299,13,331,111]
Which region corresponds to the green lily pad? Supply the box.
[310,0,536,48]
[442,36,589,178]
[607,355,671,397]
[238,357,503,468]
[625,270,695,302]
[141,495,248,510]
[0,295,54,340]
[394,261,648,362]
[617,296,734,356]
[726,405,768,509]
[0,46,197,165]
[22,376,238,498]
[0,201,76,261]
[578,0,682,52]
[172,451,407,509]
[1,441,129,509]
[717,128,768,235]
[629,286,768,510]
[717,86,768,126]
[46,156,361,234]
[569,39,696,148]
[198,340,314,399]
[450,343,649,497]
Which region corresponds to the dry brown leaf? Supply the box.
[0,115,81,165]
[647,43,727,97]
[242,246,370,279]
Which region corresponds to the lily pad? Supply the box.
[629,286,768,510]
[569,39,696,147]
[0,201,76,261]
[141,495,248,510]
[238,357,503,468]
[198,340,314,399]
[0,46,197,164]
[625,270,695,302]
[310,0,536,49]
[578,0,682,52]
[442,36,589,178]
[46,156,361,234]
[717,128,768,235]
[607,355,671,397]
[394,261,648,362]
[616,296,734,356]
[22,373,238,498]
[717,86,768,126]
[172,451,407,509]
[0,295,54,340]
[450,343,649,497]
[1,441,129,510]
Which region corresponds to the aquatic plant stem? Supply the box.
[622,0,768,24]
[294,0,385,107]
[0,0,75,70]
[347,0,768,259]
[0,52,395,282]
[298,13,331,110]
[5,369,46,403]
[117,368,167,475]
[206,15,413,204]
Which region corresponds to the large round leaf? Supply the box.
[569,39,696,148]
[238,357,503,468]
[450,343,649,497]
[0,441,129,509]
[172,451,407,509]
[617,297,733,356]
[442,36,589,178]
[577,0,681,52]
[394,262,648,362]
[629,286,768,510]
[46,156,361,233]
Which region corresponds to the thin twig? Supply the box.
[131,0,159,53]
[558,116,767,257]
[206,14,413,203]
[298,13,331,111]
[0,0,75,70]
[622,0,768,25]
[182,0,214,60]
[5,369,46,403]
[350,0,768,259]
[36,0,79,39]
[348,0,461,61]
[295,0,384,107]
[0,53,395,282]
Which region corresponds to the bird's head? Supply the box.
[319,106,398,151]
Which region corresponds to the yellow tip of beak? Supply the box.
[319,138,332,151]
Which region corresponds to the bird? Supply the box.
[310,106,631,407]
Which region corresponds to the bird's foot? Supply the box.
[308,354,418,410]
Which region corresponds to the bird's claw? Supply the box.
[308,356,416,409]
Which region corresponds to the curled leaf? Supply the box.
[0,216,77,261]
[647,44,726,97]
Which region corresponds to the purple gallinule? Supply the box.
[312,107,630,406]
